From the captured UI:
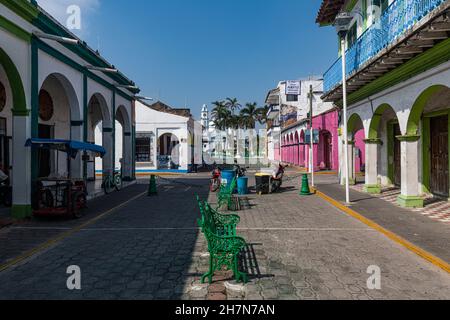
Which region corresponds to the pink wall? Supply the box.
[354,130,366,173]
[281,109,340,172]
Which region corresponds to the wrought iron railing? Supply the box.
[323,0,446,93]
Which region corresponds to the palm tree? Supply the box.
[239,102,259,129]
[257,105,270,128]
[211,100,230,130]
[225,97,242,115]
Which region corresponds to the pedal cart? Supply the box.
[25,139,106,219]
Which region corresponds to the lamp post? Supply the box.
[334,12,353,205]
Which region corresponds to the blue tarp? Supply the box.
[25,139,106,158]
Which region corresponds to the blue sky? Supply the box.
[39,0,338,119]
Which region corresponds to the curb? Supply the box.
[312,187,450,274]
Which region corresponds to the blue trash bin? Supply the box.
[237,177,249,195]
[221,170,236,192]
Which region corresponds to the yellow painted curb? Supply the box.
[312,187,450,274]
[0,191,147,273]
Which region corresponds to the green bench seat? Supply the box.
[196,196,248,284]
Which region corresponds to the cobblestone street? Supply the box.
[0,173,449,300]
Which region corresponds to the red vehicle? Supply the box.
[26,139,106,219]
[210,166,222,192]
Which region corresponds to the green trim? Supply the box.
[368,103,394,140]
[364,184,381,194]
[103,128,113,133]
[0,0,136,89]
[0,0,39,23]
[345,0,359,12]
[83,74,88,180]
[11,204,32,219]
[345,38,450,107]
[406,85,445,135]
[0,47,27,114]
[35,39,134,102]
[31,36,39,192]
[396,134,420,142]
[397,195,424,208]
[387,122,394,185]
[422,117,431,194]
[348,113,363,134]
[363,138,383,145]
[0,14,31,42]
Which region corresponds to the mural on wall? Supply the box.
[280,104,297,129]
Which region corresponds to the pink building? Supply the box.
[281,109,366,173]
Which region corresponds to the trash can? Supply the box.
[255,173,271,195]
[221,170,236,191]
[237,177,249,195]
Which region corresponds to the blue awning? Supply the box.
[25,139,106,158]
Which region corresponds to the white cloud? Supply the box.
[37,0,100,36]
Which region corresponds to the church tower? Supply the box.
[201,104,209,130]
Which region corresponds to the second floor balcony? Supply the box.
[322,0,450,102]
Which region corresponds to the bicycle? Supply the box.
[103,170,123,194]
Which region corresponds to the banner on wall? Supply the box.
[280,104,298,129]
[285,80,301,95]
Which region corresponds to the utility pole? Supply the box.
[309,84,314,187]
[341,37,350,204]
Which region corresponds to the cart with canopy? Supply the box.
[25,139,106,218]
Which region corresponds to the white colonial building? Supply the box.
[317,0,450,207]
[0,0,137,218]
[131,100,202,174]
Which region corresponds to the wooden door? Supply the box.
[393,124,402,187]
[430,115,449,197]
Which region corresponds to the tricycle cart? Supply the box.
[25,139,106,219]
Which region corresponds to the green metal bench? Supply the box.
[196,197,248,284]
[197,196,240,236]
[217,177,237,210]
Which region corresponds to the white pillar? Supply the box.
[12,114,32,218]
[341,141,356,185]
[397,136,423,208]
[122,132,133,180]
[364,139,381,193]
[70,123,83,179]
[102,128,114,178]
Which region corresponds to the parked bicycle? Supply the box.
[103,170,123,194]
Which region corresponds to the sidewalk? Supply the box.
[315,175,450,265]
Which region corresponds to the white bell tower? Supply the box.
[201,104,209,130]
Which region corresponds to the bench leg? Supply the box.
[233,254,248,284]
[201,255,215,284]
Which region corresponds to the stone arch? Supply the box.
[88,93,112,129]
[158,133,180,170]
[115,105,132,179]
[368,103,398,140]
[407,85,449,136]
[0,47,26,114]
[39,73,81,122]
[348,113,365,138]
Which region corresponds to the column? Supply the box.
[364,139,382,194]
[71,121,84,179]
[122,131,133,180]
[341,141,356,185]
[12,112,32,218]
[397,135,424,208]
[102,127,114,178]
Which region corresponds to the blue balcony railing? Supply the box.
[323,0,446,93]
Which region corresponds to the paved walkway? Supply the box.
[314,174,450,265]
[0,172,448,300]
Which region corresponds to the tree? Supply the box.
[225,97,242,115]
[211,100,231,131]
[239,102,259,129]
